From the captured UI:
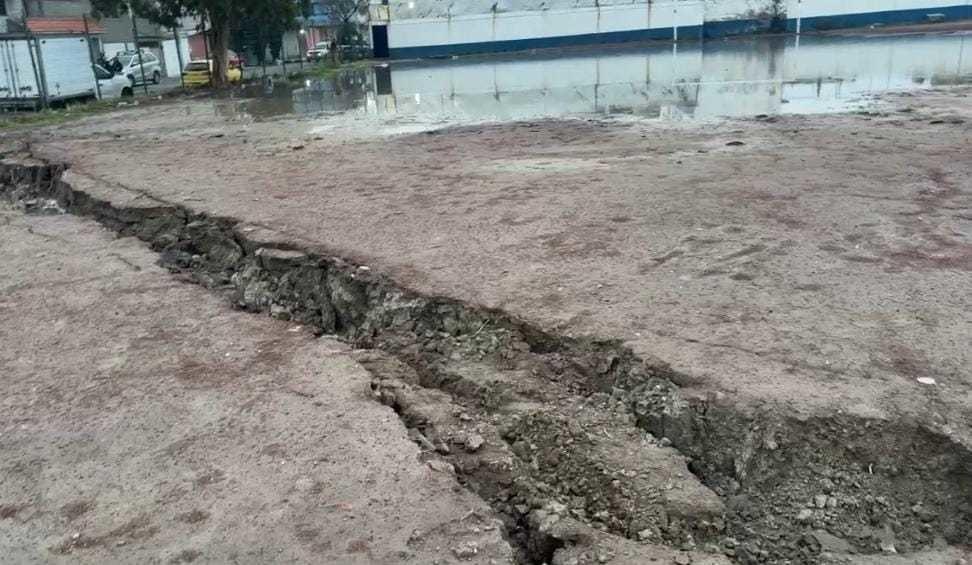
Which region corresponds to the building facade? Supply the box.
[368,0,972,59]
[2,0,100,35]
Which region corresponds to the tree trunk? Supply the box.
[208,10,231,88]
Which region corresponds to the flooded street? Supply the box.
[237,31,971,123]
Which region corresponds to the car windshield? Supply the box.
[315,42,329,49]
[115,55,135,67]
[185,61,210,72]
[93,64,114,80]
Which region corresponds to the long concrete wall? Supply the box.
[380,0,972,58]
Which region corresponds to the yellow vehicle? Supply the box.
[182,60,243,87]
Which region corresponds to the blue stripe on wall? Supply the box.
[388,4,972,59]
[786,4,972,32]
[390,26,680,59]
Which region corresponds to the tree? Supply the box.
[313,0,367,43]
[317,0,367,29]
[91,0,301,87]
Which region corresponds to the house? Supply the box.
[2,0,103,37]
[303,0,344,48]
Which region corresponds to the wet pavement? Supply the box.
[231,31,971,122]
[125,76,183,98]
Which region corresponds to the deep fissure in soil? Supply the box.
[3,157,970,564]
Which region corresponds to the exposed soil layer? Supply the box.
[26,87,972,449]
[3,152,970,564]
[0,200,514,563]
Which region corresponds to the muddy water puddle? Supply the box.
[226,31,971,124]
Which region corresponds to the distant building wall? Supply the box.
[102,41,132,57]
[376,0,972,58]
[3,0,26,21]
[3,0,95,32]
[21,0,92,18]
[161,35,189,76]
[282,30,302,60]
[188,31,205,59]
[100,16,166,44]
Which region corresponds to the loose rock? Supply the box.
[427,460,455,474]
[464,433,485,453]
[452,541,479,559]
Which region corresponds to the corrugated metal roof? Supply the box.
[26,17,105,35]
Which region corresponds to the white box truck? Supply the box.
[0,35,97,109]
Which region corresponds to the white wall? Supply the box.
[103,42,134,58]
[796,0,962,18]
[387,0,785,49]
[281,31,303,61]
[388,1,697,49]
[385,0,972,52]
[702,0,777,22]
[162,36,189,77]
[3,0,24,20]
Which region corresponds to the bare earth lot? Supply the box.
[0,209,511,564]
[28,87,972,438]
[2,83,971,563]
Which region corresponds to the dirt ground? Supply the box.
[3,78,971,563]
[0,208,512,563]
[25,86,972,442]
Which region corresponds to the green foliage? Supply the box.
[91,0,301,29]
[317,0,368,25]
[0,100,124,131]
[90,0,302,84]
[90,0,182,28]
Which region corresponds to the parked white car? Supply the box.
[306,41,330,61]
[93,64,134,99]
[110,50,163,86]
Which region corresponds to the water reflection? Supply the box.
[224,71,371,119]
[238,31,971,122]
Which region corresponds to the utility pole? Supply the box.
[23,35,43,107]
[31,36,50,108]
[260,27,267,79]
[298,28,305,72]
[129,5,149,95]
[20,0,48,109]
[82,15,102,99]
[171,26,185,89]
[201,16,212,88]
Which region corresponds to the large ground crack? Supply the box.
[2,154,970,565]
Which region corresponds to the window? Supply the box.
[93,65,113,80]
